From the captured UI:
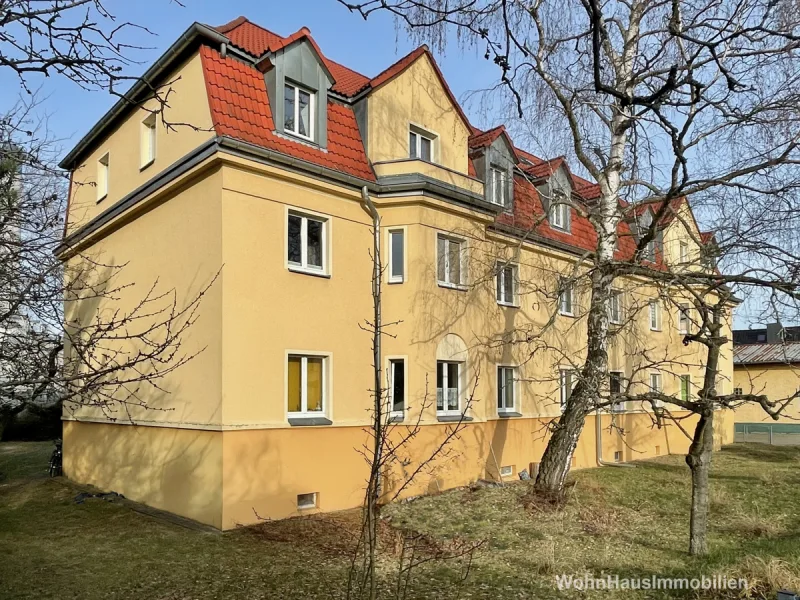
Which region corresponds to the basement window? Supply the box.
[499,465,514,477]
[297,492,317,510]
[614,451,622,463]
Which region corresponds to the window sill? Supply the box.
[288,416,332,427]
[498,411,522,418]
[497,301,520,308]
[288,266,331,279]
[388,278,405,285]
[551,225,571,234]
[139,159,154,172]
[436,414,473,423]
[559,311,576,318]
[438,282,468,292]
[280,130,318,147]
[388,414,404,424]
[96,194,107,204]
[650,327,662,332]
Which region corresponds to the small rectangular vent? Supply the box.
[297,492,317,510]
[614,451,622,462]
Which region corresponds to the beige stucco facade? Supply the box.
[733,364,800,423]
[60,39,734,530]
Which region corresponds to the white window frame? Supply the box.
[496,262,518,307]
[609,289,623,324]
[387,356,407,419]
[286,352,330,418]
[436,360,462,417]
[387,228,406,284]
[286,208,330,276]
[489,166,508,207]
[297,492,317,510]
[644,239,656,262]
[497,365,517,413]
[140,113,157,169]
[409,124,436,162]
[649,299,662,331]
[436,233,467,289]
[678,303,691,334]
[679,240,689,265]
[97,152,109,201]
[559,368,577,413]
[499,465,514,477]
[550,198,571,232]
[559,279,575,316]
[679,374,692,402]
[649,372,663,408]
[284,82,315,142]
[609,371,626,413]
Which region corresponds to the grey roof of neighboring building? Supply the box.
[733,342,800,366]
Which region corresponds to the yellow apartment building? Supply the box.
[58,17,734,529]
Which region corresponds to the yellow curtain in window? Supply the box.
[307,357,323,411]
[288,356,302,412]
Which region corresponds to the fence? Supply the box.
[734,422,800,446]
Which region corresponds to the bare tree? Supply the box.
[0,99,216,439]
[339,0,800,555]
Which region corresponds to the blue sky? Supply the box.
[0,0,502,158]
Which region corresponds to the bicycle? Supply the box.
[48,439,62,477]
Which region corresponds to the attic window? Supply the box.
[549,198,570,232]
[409,126,435,162]
[490,166,508,207]
[284,82,314,141]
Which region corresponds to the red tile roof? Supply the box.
[209,17,370,97]
[468,125,506,150]
[200,46,375,181]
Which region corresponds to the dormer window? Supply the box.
[409,126,435,162]
[490,167,508,207]
[550,198,570,232]
[284,82,315,141]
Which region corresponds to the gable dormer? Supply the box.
[470,128,517,210]
[261,33,334,148]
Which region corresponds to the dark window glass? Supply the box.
[392,360,405,413]
[287,215,302,264]
[447,362,459,410]
[420,136,432,161]
[284,84,296,132]
[307,219,323,268]
[409,131,418,159]
[390,230,404,280]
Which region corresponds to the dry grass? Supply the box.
[2,442,800,599]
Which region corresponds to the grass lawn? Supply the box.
[1,442,799,599]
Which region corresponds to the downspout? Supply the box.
[362,186,384,497]
[596,409,636,468]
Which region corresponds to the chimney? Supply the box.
[766,323,785,344]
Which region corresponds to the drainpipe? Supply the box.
[596,409,636,468]
[362,186,384,498]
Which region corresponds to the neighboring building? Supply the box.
[733,325,800,427]
[57,17,734,529]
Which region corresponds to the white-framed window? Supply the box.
[140,113,157,169]
[644,239,656,262]
[297,492,317,510]
[496,262,518,306]
[679,374,691,402]
[490,166,508,207]
[679,240,689,265]
[287,354,327,416]
[649,372,663,407]
[550,199,571,231]
[499,465,514,477]
[436,234,466,288]
[678,304,691,334]
[284,82,315,141]
[559,279,574,316]
[649,299,662,331]
[610,371,625,413]
[609,289,623,324]
[388,358,406,417]
[436,360,461,415]
[497,365,517,413]
[409,126,435,162]
[287,211,327,274]
[388,229,405,283]
[97,152,109,201]
[559,369,577,412]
